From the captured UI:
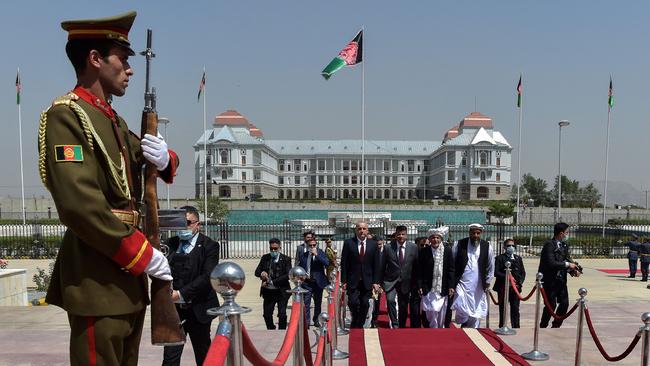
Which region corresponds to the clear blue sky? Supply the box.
[1,0,648,200]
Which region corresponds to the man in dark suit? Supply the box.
[418,227,455,328]
[340,221,381,328]
[626,234,640,278]
[294,231,315,267]
[538,222,581,328]
[380,225,420,328]
[493,238,526,328]
[299,238,330,326]
[163,206,220,366]
[255,238,292,330]
[639,238,650,282]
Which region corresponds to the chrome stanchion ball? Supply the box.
[642,312,650,324]
[289,266,307,286]
[318,312,330,329]
[210,262,246,295]
[578,288,588,297]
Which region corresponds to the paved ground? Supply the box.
[1,258,649,365]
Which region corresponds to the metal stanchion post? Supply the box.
[495,261,516,335]
[325,284,348,360]
[522,273,549,361]
[485,288,490,329]
[208,262,252,366]
[640,312,650,366]
[289,266,308,366]
[318,312,332,366]
[331,269,349,335]
[574,288,588,366]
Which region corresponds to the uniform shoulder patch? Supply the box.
[54,145,83,162]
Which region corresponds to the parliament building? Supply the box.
[194,110,512,201]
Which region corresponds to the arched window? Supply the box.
[384,189,390,199]
[480,172,486,181]
[220,150,229,164]
[368,190,374,199]
[477,186,489,199]
[221,170,227,180]
[447,186,454,196]
[303,189,309,199]
[326,189,333,199]
[343,189,349,199]
[480,152,488,166]
[287,190,292,199]
[318,189,325,199]
[351,189,357,199]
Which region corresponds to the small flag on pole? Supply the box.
[322,30,363,80]
[608,77,614,109]
[197,71,205,102]
[15,70,21,105]
[516,75,522,108]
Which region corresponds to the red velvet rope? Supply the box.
[241,300,301,366]
[584,308,642,362]
[303,321,313,366]
[202,334,230,366]
[539,287,579,321]
[487,289,499,305]
[313,333,326,366]
[508,274,537,301]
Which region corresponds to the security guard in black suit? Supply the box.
[255,238,292,330]
[627,234,640,278]
[163,206,220,366]
[639,238,650,282]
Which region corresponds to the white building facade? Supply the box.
[195,110,512,201]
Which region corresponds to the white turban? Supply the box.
[469,223,484,231]
[427,226,449,238]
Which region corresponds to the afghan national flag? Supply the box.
[197,71,205,102]
[516,75,522,108]
[608,77,614,109]
[321,30,363,80]
[15,70,20,105]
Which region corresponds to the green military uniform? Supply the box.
[39,11,179,366]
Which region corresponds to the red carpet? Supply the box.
[346,292,529,365]
[597,269,640,274]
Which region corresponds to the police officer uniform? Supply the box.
[40,11,179,366]
[627,235,639,278]
[639,239,650,282]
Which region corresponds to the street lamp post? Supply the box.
[158,117,171,209]
[557,120,570,221]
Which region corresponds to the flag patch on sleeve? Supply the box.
[54,145,83,162]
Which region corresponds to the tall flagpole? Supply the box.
[515,74,523,235]
[203,67,208,224]
[361,26,365,220]
[17,68,26,224]
[602,77,613,237]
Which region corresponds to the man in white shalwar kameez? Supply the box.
[451,224,494,328]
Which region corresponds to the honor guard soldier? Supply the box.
[39,11,180,366]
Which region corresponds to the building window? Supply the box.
[447,186,454,196]
[446,152,455,166]
[480,152,488,166]
[343,176,349,184]
[496,157,501,167]
[384,176,390,185]
[496,187,501,195]
[242,172,246,180]
[383,161,390,171]
[295,159,301,171]
[461,156,467,166]
[343,161,350,171]
[220,150,229,164]
[287,164,291,171]
[401,164,405,172]
[351,160,358,171]
[352,176,358,184]
[327,176,333,184]
[279,176,284,185]
[295,176,300,185]
[408,176,413,185]
[279,159,285,171]
[318,160,325,171]
[318,175,324,184]
[407,160,414,172]
[447,171,455,181]
[496,173,501,182]
[462,173,466,182]
[241,186,247,194]
[417,165,421,172]
[480,172,486,181]
[303,163,308,171]
[477,186,489,199]
[241,156,246,166]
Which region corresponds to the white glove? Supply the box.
[141,133,170,171]
[144,247,173,281]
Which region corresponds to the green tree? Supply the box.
[551,175,601,208]
[197,196,230,223]
[521,173,552,206]
[488,202,515,223]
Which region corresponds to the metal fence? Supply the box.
[1,222,649,260]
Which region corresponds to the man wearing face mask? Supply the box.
[538,222,580,328]
[255,238,292,330]
[493,239,526,328]
[163,206,220,366]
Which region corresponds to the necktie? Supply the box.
[359,240,365,259]
[306,254,312,278]
[399,245,405,265]
[180,240,190,254]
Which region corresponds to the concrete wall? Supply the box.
[0,269,28,306]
